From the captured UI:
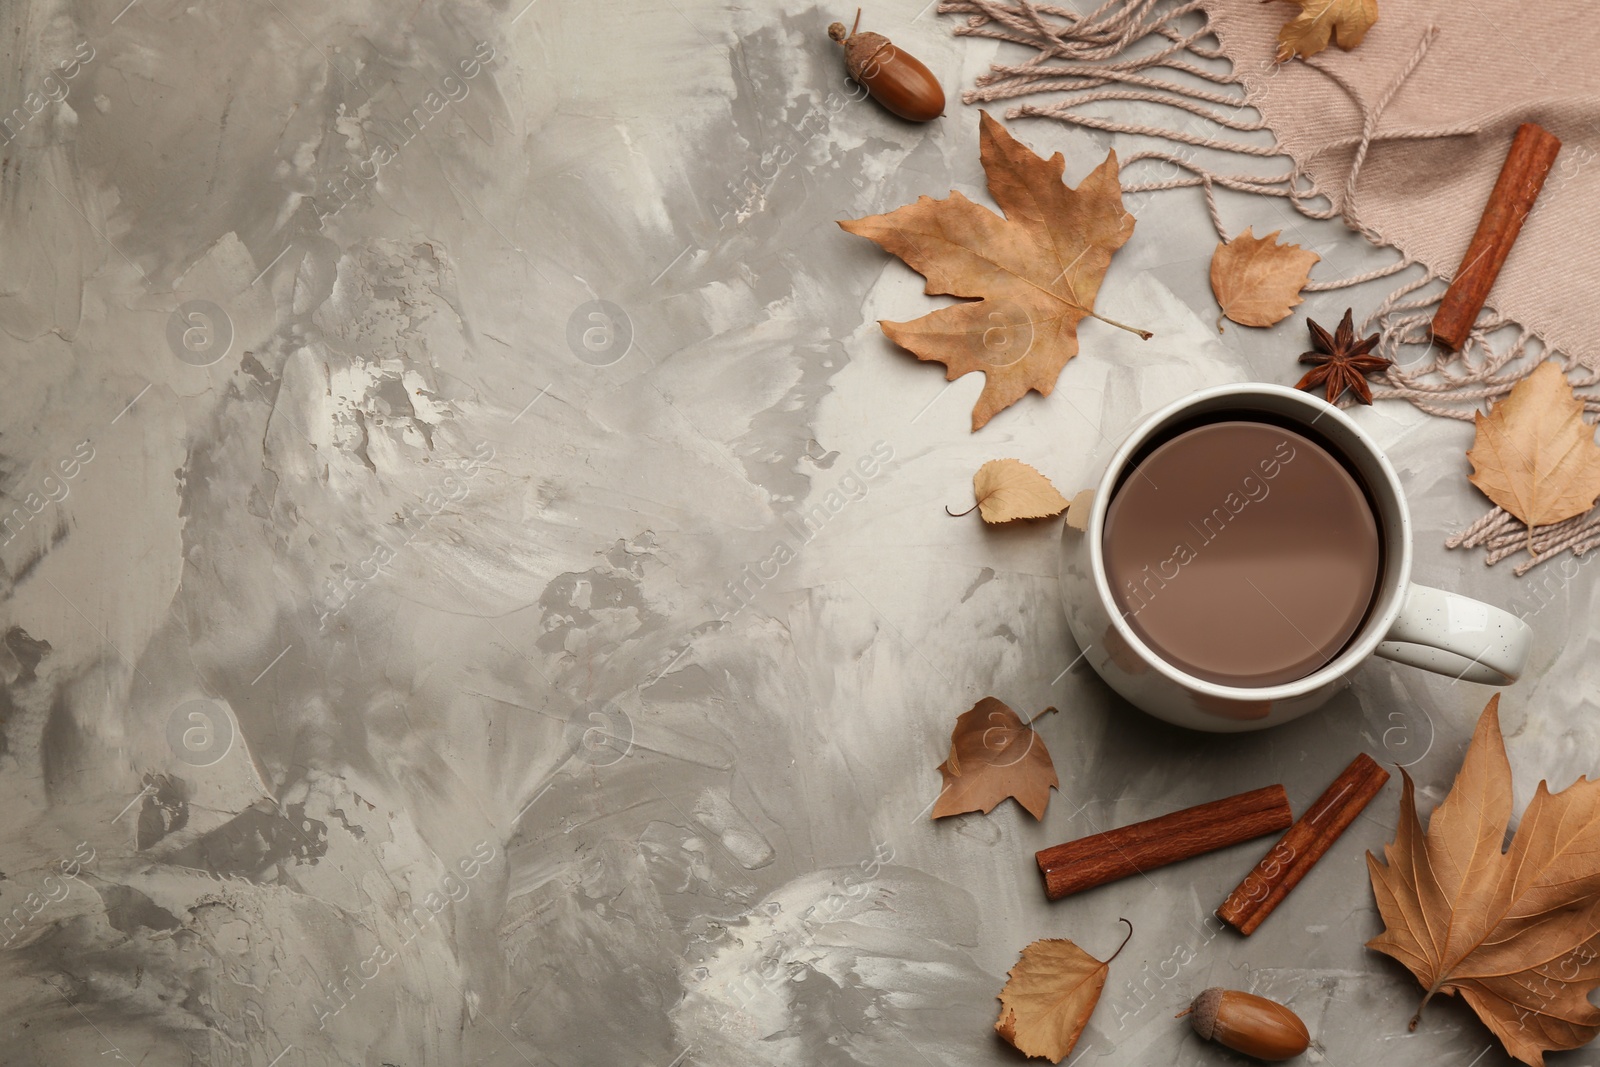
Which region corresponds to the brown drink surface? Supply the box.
[1102,420,1380,687]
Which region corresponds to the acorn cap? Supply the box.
[1189,988,1223,1041]
[838,30,892,80]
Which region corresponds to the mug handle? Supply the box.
[1374,582,1532,685]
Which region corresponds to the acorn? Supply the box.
[827,10,944,122]
[1184,988,1310,1061]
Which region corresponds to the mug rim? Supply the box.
[1086,382,1412,702]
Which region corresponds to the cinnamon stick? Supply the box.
[1431,123,1562,351]
[1036,785,1292,901]
[1217,753,1390,935]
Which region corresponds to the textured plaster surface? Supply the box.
[0,1,1589,1065]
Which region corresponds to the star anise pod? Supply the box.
[1294,308,1391,405]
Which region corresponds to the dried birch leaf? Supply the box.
[1273,0,1378,61]
[1209,228,1320,330]
[1367,695,1600,1065]
[932,697,1057,820]
[968,459,1070,523]
[840,111,1146,431]
[1065,489,1094,531]
[995,922,1131,1062]
[1467,361,1600,530]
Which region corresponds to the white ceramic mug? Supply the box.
[1058,383,1533,732]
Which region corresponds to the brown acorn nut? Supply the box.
[1186,988,1310,1061]
[827,11,944,122]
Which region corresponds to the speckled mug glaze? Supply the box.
[1059,383,1532,733]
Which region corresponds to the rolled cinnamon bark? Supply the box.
[1217,753,1390,935]
[1431,123,1562,352]
[1035,785,1293,901]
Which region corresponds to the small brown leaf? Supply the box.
[1272,0,1378,61]
[1467,361,1600,529]
[995,922,1132,1062]
[969,459,1070,523]
[1209,228,1320,330]
[1065,489,1094,531]
[932,697,1058,820]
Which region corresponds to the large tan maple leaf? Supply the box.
[839,111,1143,431]
[1367,695,1600,1066]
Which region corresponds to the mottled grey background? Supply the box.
[0,0,1592,1065]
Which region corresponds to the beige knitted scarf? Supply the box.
[942,0,1600,575]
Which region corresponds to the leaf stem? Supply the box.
[945,503,979,517]
[1409,989,1438,1031]
[1106,917,1134,963]
[1020,705,1058,729]
[1090,310,1154,340]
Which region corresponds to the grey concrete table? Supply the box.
[0,1,1590,1065]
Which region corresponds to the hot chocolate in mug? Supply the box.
[1059,382,1532,732]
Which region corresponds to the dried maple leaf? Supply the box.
[953,459,1069,523]
[932,697,1057,820]
[1467,361,1600,531]
[996,921,1132,1063]
[1272,0,1378,62]
[839,110,1147,431]
[1209,227,1320,330]
[1295,308,1390,404]
[1368,695,1600,1066]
